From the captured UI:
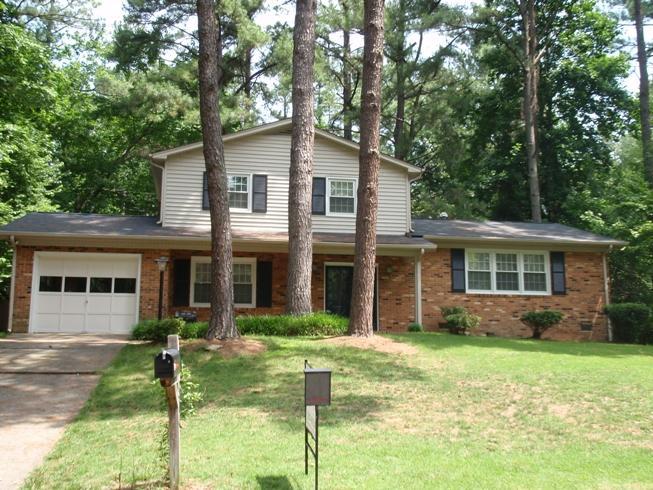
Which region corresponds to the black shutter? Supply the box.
[550,252,566,295]
[256,261,273,307]
[202,172,209,210]
[172,259,191,307]
[252,175,267,213]
[312,177,326,215]
[451,249,466,293]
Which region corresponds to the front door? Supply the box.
[324,265,378,330]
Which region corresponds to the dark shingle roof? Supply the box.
[0,212,432,248]
[412,218,626,247]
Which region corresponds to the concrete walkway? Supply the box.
[0,334,129,489]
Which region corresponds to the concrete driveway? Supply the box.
[0,334,129,489]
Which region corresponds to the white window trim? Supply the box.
[465,249,551,296]
[326,177,357,216]
[227,173,253,213]
[190,256,257,308]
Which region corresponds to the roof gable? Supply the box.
[149,119,422,177]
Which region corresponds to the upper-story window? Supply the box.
[466,250,549,295]
[203,173,251,212]
[228,175,250,210]
[327,178,356,215]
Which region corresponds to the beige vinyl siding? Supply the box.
[162,133,410,235]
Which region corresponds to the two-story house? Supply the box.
[0,119,625,340]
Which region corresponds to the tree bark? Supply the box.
[197,0,237,339]
[635,0,653,187]
[348,0,385,337]
[286,0,317,315]
[341,0,353,141]
[392,0,407,160]
[521,0,542,223]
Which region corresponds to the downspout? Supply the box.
[603,246,613,342]
[415,248,424,326]
[7,235,18,333]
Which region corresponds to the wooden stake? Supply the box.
[163,334,181,489]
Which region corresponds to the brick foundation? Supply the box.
[421,249,609,340]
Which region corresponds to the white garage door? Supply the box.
[31,253,141,334]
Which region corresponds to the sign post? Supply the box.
[304,360,331,490]
[154,335,182,489]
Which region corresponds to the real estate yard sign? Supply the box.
[304,360,331,490]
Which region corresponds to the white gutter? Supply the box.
[603,247,613,342]
[422,234,626,248]
[7,235,17,333]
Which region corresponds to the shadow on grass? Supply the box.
[74,337,430,430]
[391,332,653,358]
[256,474,295,489]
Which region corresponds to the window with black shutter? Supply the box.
[252,175,267,213]
[312,177,326,215]
[550,252,566,295]
[256,261,273,307]
[451,249,466,293]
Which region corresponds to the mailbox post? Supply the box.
[154,335,181,489]
[304,360,331,490]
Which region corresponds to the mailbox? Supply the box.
[154,348,181,380]
[304,366,331,406]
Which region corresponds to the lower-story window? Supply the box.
[190,257,256,307]
[466,250,550,295]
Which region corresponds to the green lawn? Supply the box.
[24,334,653,489]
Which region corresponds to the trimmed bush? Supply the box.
[520,310,564,339]
[407,322,423,332]
[604,303,652,344]
[237,312,347,336]
[131,318,185,342]
[441,306,481,335]
[179,321,209,340]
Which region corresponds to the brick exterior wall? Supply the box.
[10,245,607,340]
[421,248,609,341]
[11,246,416,333]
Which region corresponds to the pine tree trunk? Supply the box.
[286,0,317,315]
[392,0,407,160]
[522,0,542,223]
[635,0,653,187]
[348,0,385,337]
[342,0,353,141]
[197,0,238,339]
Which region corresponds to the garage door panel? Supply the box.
[31,253,140,334]
[36,295,62,314]
[60,314,85,332]
[111,295,136,313]
[88,296,112,314]
[34,314,60,332]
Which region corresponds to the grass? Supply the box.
[23,333,653,489]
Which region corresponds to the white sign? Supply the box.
[306,405,317,439]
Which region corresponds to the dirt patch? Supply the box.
[320,335,418,356]
[182,338,267,358]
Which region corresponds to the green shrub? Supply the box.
[179,321,209,340]
[407,322,423,332]
[604,303,652,344]
[520,310,564,339]
[131,318,185,342]
[442,306,481,335]
[236,312,347,336]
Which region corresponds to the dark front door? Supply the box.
[324,265,378,330]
